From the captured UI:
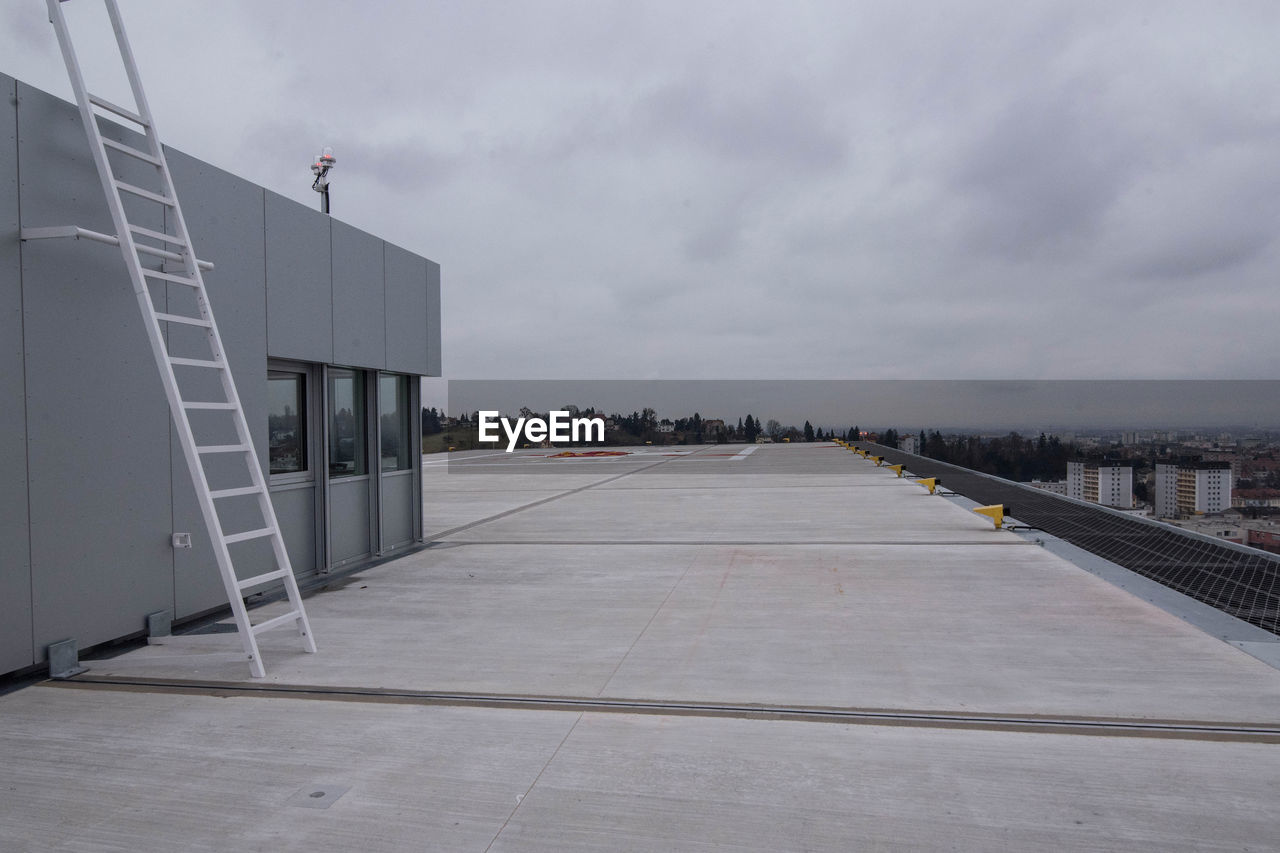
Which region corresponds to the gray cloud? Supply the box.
[952,76,1134,261]
[4,0,1279,383]
[635,76,847,172]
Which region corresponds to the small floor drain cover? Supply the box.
[286,784,350,809]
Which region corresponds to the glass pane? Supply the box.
[268,371,306,475]
[328,368,367,477]
[380,374,412,472]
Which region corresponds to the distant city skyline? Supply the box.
[436,380,1280,433]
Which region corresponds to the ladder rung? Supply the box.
[129,224,187,247]
[197,444,251,454]
[168,357,224,369]
[237,569,290,591]
[251,609,303,636]
[142,270,200,287]
[223,527,274,545]
[183,401,236,410]
[155,312,211,327]
[101,136,161,165]
[114,180,174,206]
[211,486,262,499]
[88,93,148,126]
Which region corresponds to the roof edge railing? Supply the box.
[863,441,1280,563]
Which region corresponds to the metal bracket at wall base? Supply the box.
[47,638,88,679]
[146,609,173,638]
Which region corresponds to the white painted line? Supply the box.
[730,446,759,461]
[422,451,523,465]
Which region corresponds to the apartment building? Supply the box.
[1154,460,1233,519]
[1067,460,1134,509]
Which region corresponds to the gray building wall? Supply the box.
[265,191,333,364]
[333,220,385,368]
[1,76,32,675]
[16,77,176,665]
[1,72,440,674]
[385,243,434,375]
[166,148,271,618]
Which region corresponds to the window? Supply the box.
[328,367,367,477]
[379,373,412,472]
[268,370,307,475]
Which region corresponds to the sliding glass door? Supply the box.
[326,366,374,567]
[267,361,322,578]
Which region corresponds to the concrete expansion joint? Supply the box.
[43,678,1280,744]
[432,539,1040,547]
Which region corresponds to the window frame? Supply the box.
[267,367,313,485]
[326,366,369,480]
[378,372,413,473]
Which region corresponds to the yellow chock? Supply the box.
[872,456,884,466]
[887,464,904,477]
[915,477,937,494]
[972,504,1007,529]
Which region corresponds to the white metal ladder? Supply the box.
[45,0,316,678]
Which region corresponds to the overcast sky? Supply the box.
[4,1,1279,382]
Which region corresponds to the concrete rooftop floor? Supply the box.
[4,442,1280,851]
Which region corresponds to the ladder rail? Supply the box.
[100,0,307,642]
[45,0,264,672]
[45,0,317,677]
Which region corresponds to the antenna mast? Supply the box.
[311,146,335,213]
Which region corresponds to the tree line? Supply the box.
[423,406,870,448]
[896,429,1074,482]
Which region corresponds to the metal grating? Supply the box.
[860,444,1280,635]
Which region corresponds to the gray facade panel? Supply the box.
[426,261,441,376]
[329,479,372,565]
[384,243,430,375]
[332,220,385,368]
[271,486,318,579]
[0,74,33,672]
[380,473,415,551]
[18,82,173,657]
[166,149,273,616]
[265,191,332,363]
